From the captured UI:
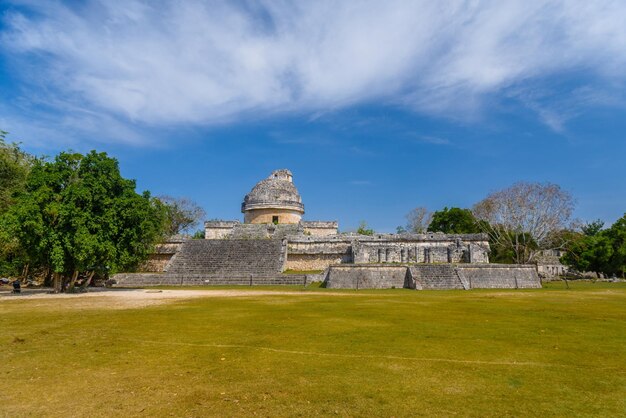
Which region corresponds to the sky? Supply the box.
[1,0,625,232]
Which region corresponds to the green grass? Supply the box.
[1,284,625,417]
[282,269,324,275]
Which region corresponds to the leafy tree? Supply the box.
[604,215,626,277]
[7,151,166,291]
[581,219,604,236]
[427,207,480,234]
[0,130,35,213]
[473,182,574,264]
[357,221,374,236]
[192,229,205,239]
[158,195,206,236]
[561,215,626,277]
[0,131,35,276]
[561,231,612,274]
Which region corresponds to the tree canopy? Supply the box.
[0,131,35,214]
[0,132,35,275]
[427,207,480,234]
[562,214,626,277]
[357,221,374,236]
[5,150,166,290]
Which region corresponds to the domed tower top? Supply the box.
[241,169,305,224]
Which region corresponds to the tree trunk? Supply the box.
[22,263,29,281]
[80,271,95,291]
[52,272,60,294]
[68,270,79,292]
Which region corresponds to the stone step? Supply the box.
[409,265,464,290]
[166,239,285,278]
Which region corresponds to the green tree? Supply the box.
[604,215,626,277]
[581,219,604,236]
[357,221,374,236]
[428,207,480,234]
[0,130,35,214]
[0,131,36,276]
[561,231,613,274]
[7,151,166,291]
[561,215,626,277]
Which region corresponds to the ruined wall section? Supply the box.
[324,265,413,289]
[457,264,541,289]
[285,236,352,271]
[301,221,339,236]
[206,220,339,239]
[351,233,490,264]
[204,221,239,239]
[138,240,184,272]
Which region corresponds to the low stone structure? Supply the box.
[116,169,541,290]
[323,264,540,290]
[535,250,568,278]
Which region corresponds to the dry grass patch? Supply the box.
[1,283,625,417]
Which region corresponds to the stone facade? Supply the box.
[118,168,542,290]
[301,221,339,236]
[283,233,489,271]
[204,221,240,239]
[535,250,568,278]
[323,264,540,290]
[138,237,185,272]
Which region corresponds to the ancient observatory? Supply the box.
[242,169,304,224]
[114,169,540,289]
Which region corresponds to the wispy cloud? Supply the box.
[2,0,626,144]
[349,180,373,186]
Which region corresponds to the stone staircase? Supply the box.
[165,239,286,279]
[112,239,311,287]
[409,264,465,290]
[227,224,301,239]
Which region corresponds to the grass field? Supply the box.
[1,282,625,417]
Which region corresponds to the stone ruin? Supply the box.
[114,169,540,289]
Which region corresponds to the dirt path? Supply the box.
[0,288,349,310]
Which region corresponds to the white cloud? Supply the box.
[2,0,626,143]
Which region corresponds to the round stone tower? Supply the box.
[241,169,305,224]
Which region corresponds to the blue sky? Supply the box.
[1,1,625,232]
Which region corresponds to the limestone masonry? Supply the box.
[114,169,540,289]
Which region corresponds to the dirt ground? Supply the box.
[0,288,347,310]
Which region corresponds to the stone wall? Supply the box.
[301,221,339,236]
[285,254,347,271]
[351,233,490,264]
[324,265,412,289]
[139,254,174,272]
[285,237,352,270]
[205,220,338,239]
[112,273,307,287]
[323,263,541,290]
[137,241,182,272]
[457,264,541,289]
[205,220,240,239]
[244,208,303,224]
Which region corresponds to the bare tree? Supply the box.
[405,207,432,233]
[158,196,206,236]
[472,182,575,264]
